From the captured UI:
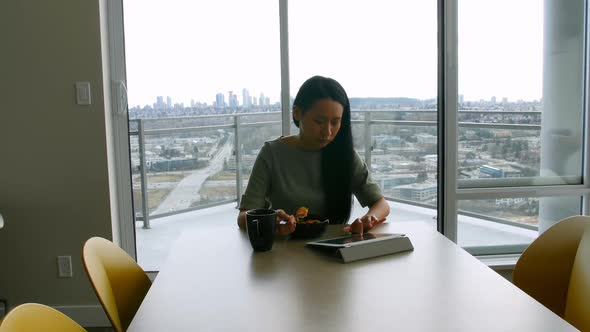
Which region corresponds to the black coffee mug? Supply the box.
[246,209,277,252]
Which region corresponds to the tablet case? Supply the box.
[336,235,414,263]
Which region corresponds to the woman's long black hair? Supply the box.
[292,76,354,224]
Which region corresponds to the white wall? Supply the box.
[0,0,113,322]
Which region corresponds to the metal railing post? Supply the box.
[364,111,372,170]
[234,115,243,205]
[138,119,150,229]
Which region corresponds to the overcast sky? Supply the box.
[123,0,542,107]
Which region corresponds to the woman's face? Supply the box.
[295,98,344,150]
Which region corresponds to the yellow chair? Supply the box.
[0,303,87,332]
[82,237,151,332]
[513,215,590,331]
[564,224,590,331]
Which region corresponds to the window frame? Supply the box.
[106,0,590,258]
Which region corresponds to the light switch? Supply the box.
[76,81,92,105]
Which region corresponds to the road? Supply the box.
[150,138,233,216]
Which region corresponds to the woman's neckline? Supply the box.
[277,135,321,152]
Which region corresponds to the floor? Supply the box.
[135,200,537,271]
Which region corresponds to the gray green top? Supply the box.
[239,138,382,220]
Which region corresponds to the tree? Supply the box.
[160,147,181,159]
[513,141,522,159]
[416,171,428,183]
[501,145,509,159]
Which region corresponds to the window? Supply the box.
[458,0,584,187]
[290,0,438,220]
[123,0,280,270]
[108,0,589,270]
[456,0,587,251]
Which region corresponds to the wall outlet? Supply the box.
[57,256,73,278]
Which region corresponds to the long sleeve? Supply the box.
[351,151,383,207]
[239,143,272,210]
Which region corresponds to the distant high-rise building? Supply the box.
[502,97,508,104]
[491,96,497,104]
[228,91,239,108]
[166,96,172,109]
[259,93,266,106]
[156,96,165,109]
[242,88,250,107]
[459,94,464,104]
[252,96,258,106]
[216,93,225,107]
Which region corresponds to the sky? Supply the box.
[123,0,543,108]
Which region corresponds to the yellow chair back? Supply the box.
[0,303,86,332]
[564,226,590,331]
[513,215,590,330]
[82,237,151,332]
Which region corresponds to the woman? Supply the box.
[237,75,390,236]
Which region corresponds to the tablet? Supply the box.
[306,233,406,248]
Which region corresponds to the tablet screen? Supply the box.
[307,233,405,247]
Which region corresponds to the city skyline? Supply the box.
[123,0,543,108]
[132,90,541,110]
[136,88,276,109]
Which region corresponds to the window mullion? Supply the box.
[279,0,291,136]
[104,0,136,258]
[583,0,590,215]
[438,0,459,242]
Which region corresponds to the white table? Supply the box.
[128,221,576,331]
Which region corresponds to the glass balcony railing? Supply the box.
[128,109,544,232]
[128,109,576,270]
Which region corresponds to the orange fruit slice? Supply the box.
[295,207,309,220]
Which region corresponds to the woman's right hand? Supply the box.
[342,215,386,234]
[276,209,296,236]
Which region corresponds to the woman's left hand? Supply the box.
[342,215,386,234]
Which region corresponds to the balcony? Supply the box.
[135,200,537,271]
[129,109,542,271]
